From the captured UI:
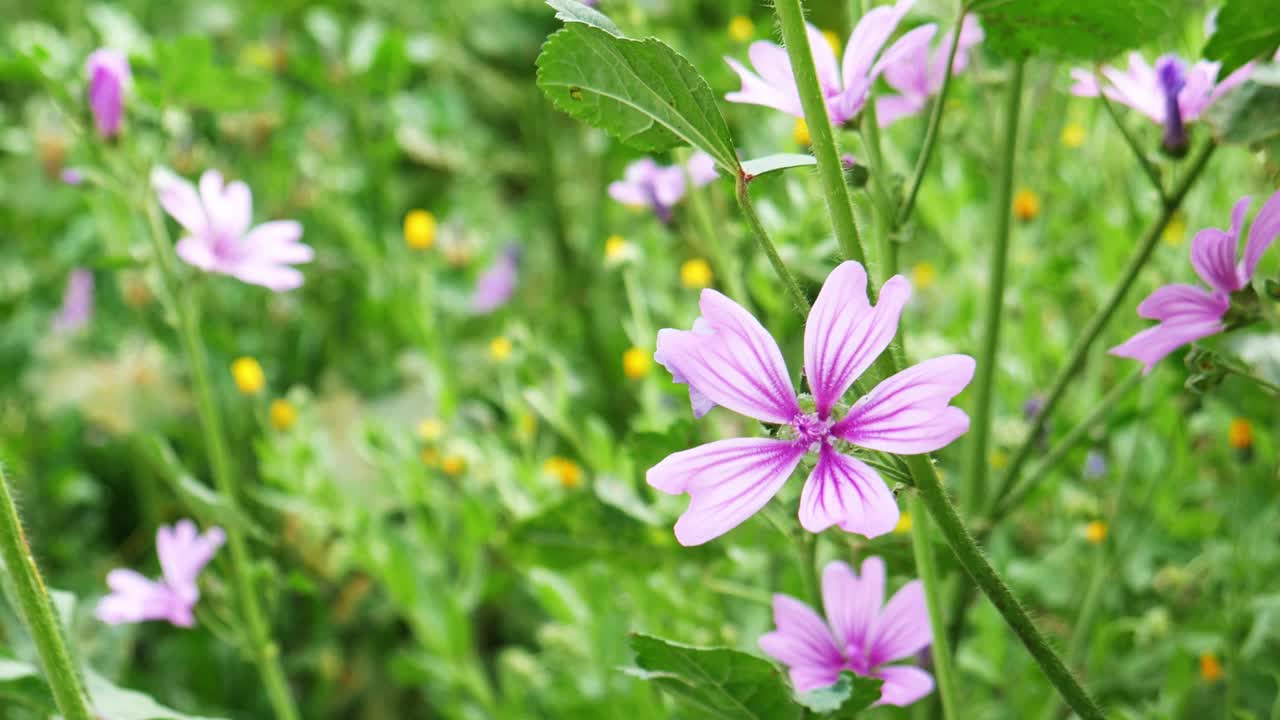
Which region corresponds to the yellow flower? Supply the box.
[441,454,466,476]
[822,30,842,59]
[231,357,265,395]
[989,449,1009,471]
[728,15,755,42]
[680,258,714,289]
[1013,189,1041,222]
[1061,122,1086,148]
[911,262,937,290]
[1163,212,1186,246]
[1084,520,1107,544]
[623,347,651,379]
[517,411,537,440]
[543,456,583,488]
[1228,418,1253,450]
[605,234,633,264]
[489,336,513,362]
[793,118,810,146]
[420,448,441,467]
[269,399,297,430]
[1199,652,1224,682]
[418,418,444,442]
[404,209,437,250]
[894,512,913,534]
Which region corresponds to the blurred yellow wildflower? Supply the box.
[544,456,583,488]
[404,209,437,250]
[728,16,754,42]
[1061,123,1086,148]
[1084,520,1107,544]
[1199,652,1223,682]
[605,234,634,265]
[1228,418,1253,450]
[269,399,297,430]
[1163,212,1186,246]
[420,448,441,467]
[442,455,466,476]
[623,347,651,379]
[489,336,513,362]
[894,512,913,534]
[418,418,444,442]
[793,118,810,146]
[1013,189,1041,222]
[517,411,537,440]
[231,357,265,395]
[989,449,1009,470]
[681,258,714,288]
[911,262,937,290]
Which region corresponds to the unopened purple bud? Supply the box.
[85,49,130,139]
[1155,55,1188,157]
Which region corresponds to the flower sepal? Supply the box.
[1183,347,1227,394]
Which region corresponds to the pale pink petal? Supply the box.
[1109,317,1226,374]
[882,28,932,97]
[95,569,183,626]
[652,166,687,208]
[608,179,649,206]
[199,170,252,240]
[870,24,938,80]
[798,447,899,538]
[759,593,843,677]
[1102,54,1164,123]
[804,263,910,418]
[175,236,219,271]
[655,290,800,424]
[842,0,914,84]
[869,580,931,664]
[687,150,719,187]
[647,438,806,546]
[1241,190,1280,282]
[1178,61,1219,120]
[1206,61,1255,111]
[874,664,935,706]
[157,520,224,605]
[786,665,844,693]
[823,557,885,654]
[1069,68,1101,97]
[243,221,313,264]
[724,57,803,118]
[1136,283,1230,322]
[876,94,927,127]
[152,168,207,236]
[805,23,842,97]
[232,263,305,292]
[833,355,975,454]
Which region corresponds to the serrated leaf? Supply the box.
[795,671,883,718]
[741,153,817,180]
[536,24,740,174]
[628,633,802,720]
[546,0,621,36]
[971,0,1174,60]
[1204,0,1280,77]
[1207,68,1280,147]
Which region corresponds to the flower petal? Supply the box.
[1109,317,1225,374]
[1190,226,1246,293]
[724,56,802,118]
[175,236,219,271]
[876,94,927,127]
[647,438,805,546]
[874,664,935,707]
[95,569,183,626]
[1241,190,1280,282]
[805,23,841,97]
[655,289,800,423]
[881,26,932,98]
[152,168,207,237]
[243,221,313,264]
[1069,68,1101,97]
[157,520,225,604]
[199,170,253,241]
[833,355,975,455]
[842,0,913,84]
[1135,283,1230,322]
[805,262,910,418]
[799,447,899,538]
[232,263,306,292]
[759,593,843,680]
[1101,53,1164,123]
[869,580,931,665]
[869,24,938,80]
[823,557,884,654]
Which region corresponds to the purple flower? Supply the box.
[1111,190,1280,373]
[95,520,225,628]
[472,244,521,314]
[52,268,93,334]
[876,15,983,127]
[153,167,313,292]
[724,0,935,126]
[608,152,718,222]
[86,49,130,139]
[649,261,974,545]
[60,167,85,186]
[760,557,934,705]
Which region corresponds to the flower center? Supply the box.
[842,642,873,675]
[790,412,833,452]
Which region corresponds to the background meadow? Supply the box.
[2,0,1279,718]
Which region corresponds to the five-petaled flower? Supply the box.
[86,49,130,139]
[876,15,984,127]
[760,557,935,705]
[725,0,934,126]
[608,151,718,222]
[1111,190,1280,373]
[95,519,225,628]
[649,261,974,545]
[153,167,314,292]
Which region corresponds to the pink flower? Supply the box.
[95,520,225,628]
[1111,190,1280,373]
[760,557,934,705]
[52,268,93,334]
[724,0,935,126]
[608,151,718,222]
[86,49,130,138]
[649,262,974,545]
[472,244,521,313]
[876,15,983,127]
[153,168,313,292]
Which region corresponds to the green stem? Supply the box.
[898,6,969,226]
[622,267,654,348]
[1222,364,1280,396]
[857,114,900,279]
[991,142,1216,513]
[771,0,867,268]
[906,455,1105,720]
[1096,82,1165,200]
[142,200,300,720]
[906,496,959,720]
[0,465,93,720]
[736,175,810,313]
[962,60,1025,515]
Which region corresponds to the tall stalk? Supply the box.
[906,496,959,720]
[0,465,94,720]
[142,198,301,720]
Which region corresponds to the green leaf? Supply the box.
[741,153,817,180]
[1204,0,1280,76]
[509,493,677,570]
[627,634,802,720]
[794,671,883,718]
[140,437,270,542]
[0,658,54,713]
[546,0,621,36]
[971,0,1175,60]
[1207,65,1280,147]
[536,23,740,174]
[140,36,269,111]
[86,670,227,720]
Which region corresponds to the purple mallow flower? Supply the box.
[648,261,974,545]
[877,15,983,127]
[472,244,521,313]
[95,520,225,628]
[608,151,718,222]
[725,0,934,126]
[1111,190,1280,373]
[760,557,934,705]
[153,167,313,292]
[86,49,130,139]
[52,268,93,334]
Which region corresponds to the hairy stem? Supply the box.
[906,496,959,720]
[736,175,811,313]
[0,465,93,720]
